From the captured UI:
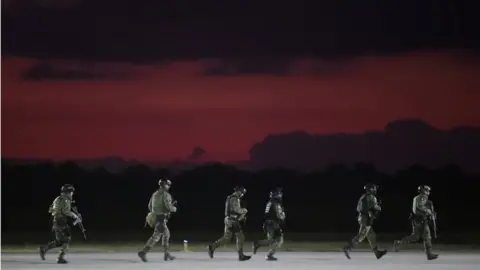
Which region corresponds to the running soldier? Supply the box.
[252,187,286,261]
[207,186,251,261]
[343,183,387,260]
[138,179,177,262]
[39,184,82,264]
[393,185,439,260]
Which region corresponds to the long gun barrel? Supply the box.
[72,205,87,240]
[426,200,437,239]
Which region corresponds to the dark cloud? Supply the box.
[199,58,348,77]
[21,61,132,81]
[186,146,206,161]
[2,0,478,63]
[249,119,480,173]
[201,58,292,76]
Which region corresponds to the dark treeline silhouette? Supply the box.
[250,119,480,173]
[2,161,479,244]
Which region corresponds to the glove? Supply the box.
[72,214,82,225]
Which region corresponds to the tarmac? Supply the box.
[2,251,479,270]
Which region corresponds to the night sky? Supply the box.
[2,0,479,162]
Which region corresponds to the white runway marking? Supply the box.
[2,251,479,270]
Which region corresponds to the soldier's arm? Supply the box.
[231,197,247,215]
[56,198,78,219]
[148,195,153,212]
[274,203,286,221]
[163,193,177,213]
[367,195,382,211]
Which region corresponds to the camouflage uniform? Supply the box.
[138,179,177,262]
[208,186,251,261]
[393,185,438,260]
[253,187,286,261]
[39,184,81,264]
[343,183,387,260]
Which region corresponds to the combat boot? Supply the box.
[238,248,251,261]
[425,242,438,260]
[207,244,215,259]
[266,254,278,261]
[138,246,150,262]
[56,252,68,264]
[342,245,352,259]
[426,247,438,260]
[393,240,401,252]
[39,246,46,261]
[164,246,176,261]
[164,252,176,261]
[374,248,387,259]
[252,241,260,254]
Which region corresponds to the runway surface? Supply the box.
[2,251,479,270]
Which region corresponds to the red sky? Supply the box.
[2,50,480,162]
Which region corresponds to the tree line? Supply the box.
[2,161,479,242]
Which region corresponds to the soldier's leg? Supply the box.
[55,226,72,264]
[208,223,233,259]
[257,231,274,246]
[40,226,64,261]
[212,226,233,248]
[138,218,165,262]
[161,225,175,261]
[234,229,251,261]
[266,227,284,260]
[393,221,422,251]
[41,219,65,258]
[422,223,438,260]
[365,226,377,249]
[343,220,370,259]
[366,227,387,259]
[257,222,275,246]
[253,222,273,254]
[349,224,370,248]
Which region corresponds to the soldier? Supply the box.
[138,179,177,262]
[207,186,251,261]
[393,185,438,260]
[252,187,286,261]
[39,184,81,264]
[343,183,387,260]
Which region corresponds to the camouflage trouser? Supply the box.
[45,217,71,256]
[257,220,284,256]
[349,214,378,250]
[397,219,433,253]
[143,214,171,253]
[212,217,245,252]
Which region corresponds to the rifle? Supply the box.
[166,200,178,220]
[71,204,87,240]
[426,200,437,239]
[238,212,247,225]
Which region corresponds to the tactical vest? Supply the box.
[49,196,72,218]
[151,189,172,215]
[412,194,429,217]
[264,199,283,221]
[225,194,240,218]
[356,193,373,215]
